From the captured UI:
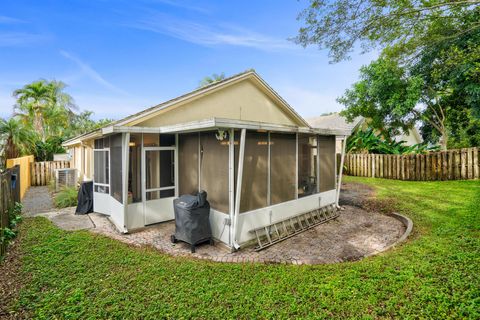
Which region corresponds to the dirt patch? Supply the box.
[0,234,29,319]
[339,181,375,207]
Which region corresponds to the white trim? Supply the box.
[317,135,321,193]
[267,131,271,206]
[198,132,201,191]
[93,148,110,193]
[106,118,351,136]
[295,133,298,199]
[233,128,246,250]
[336,135,347,207]
[228,128,235,247]
[122,132,130,229]
[174,133,179,197]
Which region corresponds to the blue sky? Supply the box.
[0,0,377,121]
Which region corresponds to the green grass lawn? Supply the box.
[9,178,480,319]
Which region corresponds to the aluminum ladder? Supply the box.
[249,204,339,251]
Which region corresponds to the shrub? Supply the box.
[0,202,22,248]
[54,187,78,208]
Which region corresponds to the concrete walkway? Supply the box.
[22,186,55,217]
[22,186,95,231]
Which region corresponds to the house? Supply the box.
[63,71,351,250]
[308,113,423,152]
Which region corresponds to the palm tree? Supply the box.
[0,117,35,160]
[198,72,226,88]
[13,80,76,141]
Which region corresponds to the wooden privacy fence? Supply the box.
[1,166,20,258]
[31,161,70,186]
[6,155,34,200]
[344,147,479,181]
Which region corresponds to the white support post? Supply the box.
[336,136,347,208]
[122,132,130,232]
[232,128,246,250]
[228,128,235,247]
[295,132,299,199]
[267,131,271,206]
[317,135,321,194]
[174,133,179,197]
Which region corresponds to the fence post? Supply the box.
[474,147,479,179]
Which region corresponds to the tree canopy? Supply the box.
[198,73,226,88]
[297,1,480,149]
[295,0,480,63]
[1,80,112,163]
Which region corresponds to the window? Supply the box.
[319,136,336,192]
[270,133,296,205]
[94,137,110,194]
[298,134,317,198]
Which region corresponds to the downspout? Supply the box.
[232,128,246,250]
[336,136,347,208]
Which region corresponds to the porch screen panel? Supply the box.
[200,132,229,213]
[110,133,123,203]
[319,135,336,192]
[240,131,268,213]
[298,134,317,198]
[93,150,109,193]
[128,133,142,203]
[270,133,296,205]
[178,133,199,195]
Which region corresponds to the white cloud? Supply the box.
[0,15,25,24]
[0,32,48,47]
[128,15,296,51]
[60,50,127,95]
[147,0,210,13]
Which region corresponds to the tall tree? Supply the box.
[13,80,76,141]
[295,0,480,62]
[198,73,226,88]
[0,117,34,160]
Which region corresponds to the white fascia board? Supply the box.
[62,130,101,147]
[108,117,350,136]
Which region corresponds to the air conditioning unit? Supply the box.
[55,168,78,192]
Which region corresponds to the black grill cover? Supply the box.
[75,181,93,214]
[173,191,211,245]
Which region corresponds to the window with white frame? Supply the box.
[94,137,110,194]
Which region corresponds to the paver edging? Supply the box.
[363,212,413,258]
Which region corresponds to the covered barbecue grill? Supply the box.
[171,191,213,253]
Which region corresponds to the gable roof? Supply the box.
[307,113,364,134]
[114,70,309,128]
[64,71,327,146]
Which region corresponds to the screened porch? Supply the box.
[91,119,344,248]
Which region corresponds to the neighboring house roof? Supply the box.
[64,71,351,147]
[393,127,423,146]
[307,113,364,135]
